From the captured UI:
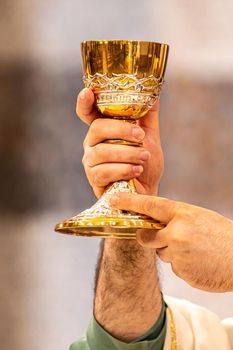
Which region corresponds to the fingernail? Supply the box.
[133,165,143,175]
[109,195,119,206]
[139,151,150,161]
[132,127,145,140]
[79,88,87,100]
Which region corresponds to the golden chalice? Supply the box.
[55,40,169,239]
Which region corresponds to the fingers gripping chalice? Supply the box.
[55,40,169,239]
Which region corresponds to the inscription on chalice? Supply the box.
[97,92,156,106]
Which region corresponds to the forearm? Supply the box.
[94,239,162,342]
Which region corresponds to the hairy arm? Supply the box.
[94,239,162,342]
[76,89,165,341]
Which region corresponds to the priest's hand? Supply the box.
[76,88,164,198]
[109,192,233,292]
[76,88,165,340]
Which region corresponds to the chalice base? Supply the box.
[55,180,165,239]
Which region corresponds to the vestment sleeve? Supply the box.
[222,319,233,349]
[70,298,167,350]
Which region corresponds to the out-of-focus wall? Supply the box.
[0,1,232,350]
[1,0,233,214]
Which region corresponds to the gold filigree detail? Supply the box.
[83,73,164,113]
[76,180,135,218]
[83,73,163,95]
[55,40,169,238]
[54,180,165,238]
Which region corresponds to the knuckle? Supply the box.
[169,224,189,246]
[133,147,145,162]
[170,231,182,244]
[177,206,193,221]
[122,122,132,137]
[93,143,103,160]
[91,117,104,131]
[88,119,105,142]
[92,168,104,187]
[122,165,133,178]
[90,144,108,165]
[143,198,156,214]
[82,148,93,167]
[115,121,132,140]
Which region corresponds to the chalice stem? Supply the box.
[55,39,169,238]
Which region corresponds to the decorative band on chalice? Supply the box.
[96,92,156,109]
[54,40,169,238]
[83,73,163,109]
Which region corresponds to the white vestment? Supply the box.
[164,296,233,349]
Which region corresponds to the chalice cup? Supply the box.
[55,40,169,239]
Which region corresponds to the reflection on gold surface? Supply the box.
[82,40,169,119]
[55,40,169,238]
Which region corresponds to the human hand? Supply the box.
[76,88,164,198]
[109,192,233,292]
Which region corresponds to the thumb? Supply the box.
[109,193,177,224]
[76,88,101,125]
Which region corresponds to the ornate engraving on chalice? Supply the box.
[84,73,163,113]
[55,40,169,238]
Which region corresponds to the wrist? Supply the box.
[104,239,156,267]
[94,239,161,342]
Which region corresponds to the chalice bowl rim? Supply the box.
[55,39,169,238]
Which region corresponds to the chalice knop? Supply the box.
[55,40,169,239]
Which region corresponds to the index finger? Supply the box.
[109,192,177,224]
[76,88,101,125]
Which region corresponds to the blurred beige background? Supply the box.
[0,1,233,349]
